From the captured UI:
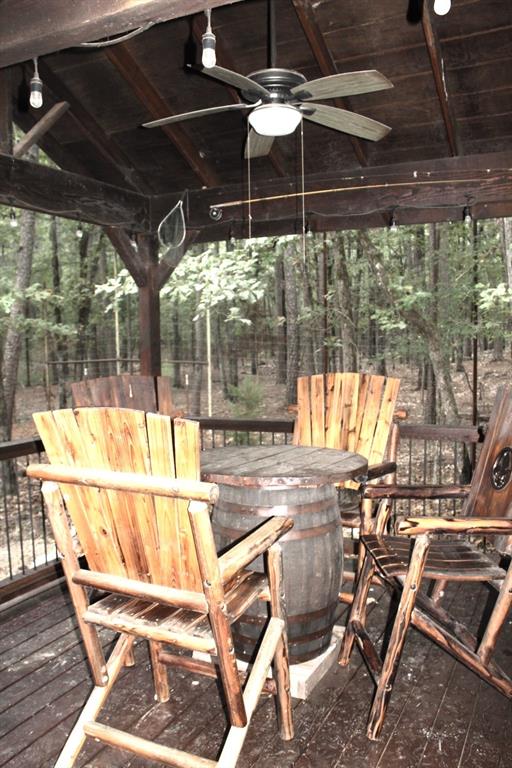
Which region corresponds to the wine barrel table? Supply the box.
[201,444,367,663]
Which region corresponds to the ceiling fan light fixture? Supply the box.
[433,0,451,15]
[248,103,302,137]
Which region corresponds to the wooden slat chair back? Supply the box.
[71,373,177,417]
[28,407,293,768]
[293,372,401,471]
[339,385,512,740]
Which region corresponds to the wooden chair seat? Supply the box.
[362,534,505,581]
[85,570,268,651]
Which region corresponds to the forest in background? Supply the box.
[1,199,512,442]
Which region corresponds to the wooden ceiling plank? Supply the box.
[290,0,369,168]
[422,5,462,157]
[37,60,153,193]
[105,43,221,189]
[13,101,69,159]
[0,152,151,231]
[0,69,13,154]
[191,15,288,178]
[0,0,245,69]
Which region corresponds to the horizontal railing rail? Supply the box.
[0,417,485,604]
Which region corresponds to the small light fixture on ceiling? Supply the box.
[202,9,216,69]
[463,205,472,225]
[389,211,398,232]
[9,208,17,228]
[29,58,43,109]
[129,231,138,250]
[248,103,302,137]
[76,222,84,240]
[433,0,451,15]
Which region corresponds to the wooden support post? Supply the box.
[338,552,377,666]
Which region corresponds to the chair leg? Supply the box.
[149,641,170,703]
[339,552,376,666]
[55,634,134,768]
[367,535,430,740]
[267,544,294,741]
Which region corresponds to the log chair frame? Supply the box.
[339,384,512,740]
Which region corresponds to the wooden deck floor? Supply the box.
[0,581,511,768]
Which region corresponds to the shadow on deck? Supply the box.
[0,581,511,768]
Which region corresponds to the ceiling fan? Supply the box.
[142,10,393,159]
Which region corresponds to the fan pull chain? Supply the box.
[301,120,306,263]
[247,126,252,240]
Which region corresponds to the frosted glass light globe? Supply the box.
[434,0,451,15]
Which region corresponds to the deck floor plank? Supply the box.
[0,580,510,768]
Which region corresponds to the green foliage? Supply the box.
[228,376,264,419]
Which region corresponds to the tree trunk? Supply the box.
[2,206,36,440]
[191,316,204,415]
[334,236,358,371]
[283,241,300,405]
[50,217,69,405]
[274,249,287,385]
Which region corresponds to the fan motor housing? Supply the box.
[243,68,307,103]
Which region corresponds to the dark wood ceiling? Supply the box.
[2,0,512,239]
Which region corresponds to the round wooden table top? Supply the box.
[201,444,368,488]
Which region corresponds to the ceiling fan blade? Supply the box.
[199,65,271,100]
[244,129,275,159]
[291,70,393,101]
[142,102,254,129]
[302,103,391,141]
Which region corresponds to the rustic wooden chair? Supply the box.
[339,385,512,740]
[27,407,293,768]
[71,373,179,416]
[292,372,402,586]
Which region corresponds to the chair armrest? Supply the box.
[365,461,397,482]
[364,483,470,500]
[218,516,294,584]
[397,516,512,537]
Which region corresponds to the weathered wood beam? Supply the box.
[150,152,512,237]
[0,152,151,230]
[0,0,245,69]
[105,43,220,188]
[38,61,152,193]
[422,5,462,157]
[104,228,147,287]
[290,0,369,168]
[13,101,69,158]
[190,16,288,178]
[137,235,161,376]
[0,69,13,154]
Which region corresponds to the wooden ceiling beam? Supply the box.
[152,152,512,232]
[190,16,288,178]
[13,101,69,159]
[105,44,221,188]
[0,0,245,69]
[290,0,369,168]
[0,152,151,230]
[421,5,462,157]
[38,60,152,193]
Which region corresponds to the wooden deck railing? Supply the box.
[0,419,483,605]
